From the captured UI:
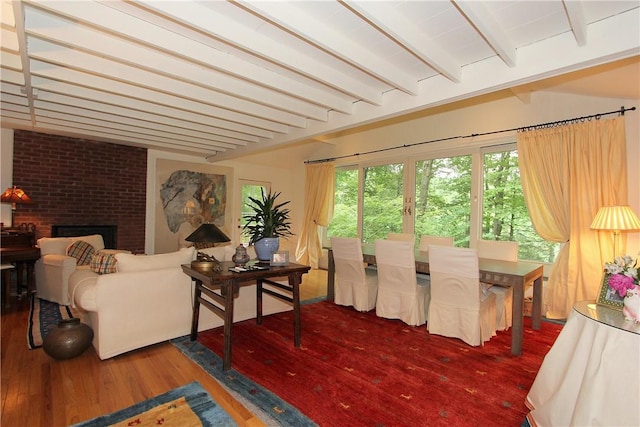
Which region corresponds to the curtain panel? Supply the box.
[517,117,627,319]
[295,163,335,268]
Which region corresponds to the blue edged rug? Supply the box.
[27,296,85,349]
[71,381,235,426]
[172,337,316,427]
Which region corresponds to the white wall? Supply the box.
[0,128,14,227]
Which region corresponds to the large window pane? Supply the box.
[327,169,359,239]
[482,150,559,262]
[362,163,404,243]
[414,156,472,247]
[239,182,269,244]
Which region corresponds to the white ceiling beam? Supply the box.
[25,0,354,114]
[342,1,462,83]
[451,0,517,68]
[562,0,587,46]
[237,1,418,96]
[34,103,239,150]
[28,59,291,134]
[29,77,274,140]
[34,99,246,149]
[23,8,330,122]
[27,37,309,128]
[212,8,639,161]
[35,92,256,144]
[30,120,218,156]
[135,0,383,106]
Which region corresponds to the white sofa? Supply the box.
[35,234,123,305]
[69,245,293,360]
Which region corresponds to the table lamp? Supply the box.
[1,186,33,228]
[185,222,231,272]
[590,205,640,259]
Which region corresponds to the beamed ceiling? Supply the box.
[1,1,639,161]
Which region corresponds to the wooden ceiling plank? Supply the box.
[26,0,353,114]
[27,37,309,128]
[342,1,462,83]
[452,1,517,67]
[239,1,418,96]
[23,11,330,122]
[34,99,247,148]
[29,76,273,140]
[137,0,383,105]
[28,59,292,134]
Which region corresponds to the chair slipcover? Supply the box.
[477,240,518,331]
[374,239,430,326]
[387,233,415,244]
[428,245,497,346]
[418,235,454,251]
[331,237,378,312]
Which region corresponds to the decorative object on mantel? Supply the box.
[42,318,93,360]
[243,189,292,261]
[185,223,231,272]
[0,186,33,227]
[597,255,640,322]
[590,205,640,259]
[232,244,250,267]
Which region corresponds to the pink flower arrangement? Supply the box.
[604,255,639,298]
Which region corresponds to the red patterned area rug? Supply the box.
[195,300,562,427]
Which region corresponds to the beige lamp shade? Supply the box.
[590,205,640,232]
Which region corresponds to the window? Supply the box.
[327,169,358,239]
[414,155,472,247]
[482,150,560,263]
[238,180,270,245]
[327,144,560,264]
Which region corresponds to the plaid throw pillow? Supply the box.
[90,253,118,274]
[67,240,95,266]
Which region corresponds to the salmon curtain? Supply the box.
[295,162,335,268]
[517,117,627,319]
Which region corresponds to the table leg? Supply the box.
[2,266,13,307]
[291,272,302,348]
[256,278,263,325]
[190,280,202,341]
[532,276,542,330]
[511,280,524,356]
[327,249,335,301]
[222,279,235,371]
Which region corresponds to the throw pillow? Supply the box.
[90,253,118,274]
[67,240,96,266]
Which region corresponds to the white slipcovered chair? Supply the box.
[477,239,518,331]
[427,245,497,346]
[374,239,430,326]
[419,235,454,251]
[35,234,108,305]
[331,237,378,312]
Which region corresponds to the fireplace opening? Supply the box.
[52,225,117,249]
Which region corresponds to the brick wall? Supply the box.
[11,130,147,253]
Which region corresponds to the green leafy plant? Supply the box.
[242,189,293,245]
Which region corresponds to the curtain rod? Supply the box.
[304,105,636,164]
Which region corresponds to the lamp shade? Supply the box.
[185,223,231,243]
[1,186,32,204]
[590,205,640,232]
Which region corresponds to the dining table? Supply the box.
[326,244,544,356]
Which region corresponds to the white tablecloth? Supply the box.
[526,301,640,426]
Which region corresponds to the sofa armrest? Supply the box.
[38,253,77,269]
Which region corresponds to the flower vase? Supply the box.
[623,285,640,323]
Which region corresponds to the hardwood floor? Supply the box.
[1,269,327,426]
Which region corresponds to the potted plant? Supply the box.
[243,189,293,261]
